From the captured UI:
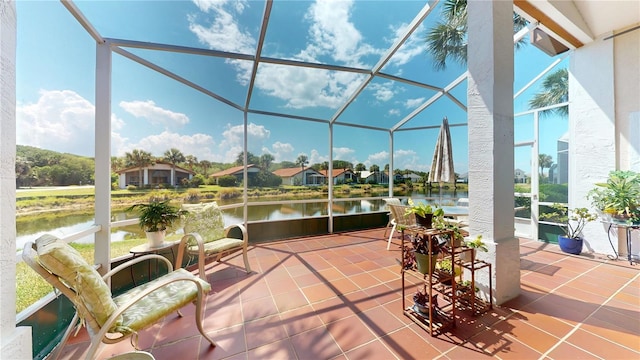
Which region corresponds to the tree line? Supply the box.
[16,145,431,189]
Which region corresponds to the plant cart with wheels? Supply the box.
[401,226,456,336]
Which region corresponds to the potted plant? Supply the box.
[541,203,597,255]
[433,215,467,247]
[126,200,188,248]
[412,288,438,315]
[455,280,479,299]
[434,257,462,285]
[587,170,640,222]
[460,235,488,263]
[405,198,444,228]
[410,233,447,274]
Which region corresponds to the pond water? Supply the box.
[16,189,467,250]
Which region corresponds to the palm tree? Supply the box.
[125,149,154,187]
[163,148,185,186]
[425,0,528,70]
[259,153,275,171]
[528,68,568,117]
[539,154,553,180]
[199,160,212,176]
[296,154,309,185]
[185,155,198,171]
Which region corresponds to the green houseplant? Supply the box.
[587,170,640,222]
[126,200,187,247]
[460,235,488,263]
[405,198,444,228]
[541,203,597,254]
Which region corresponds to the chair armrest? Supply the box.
[175,232,206,270]
[103,254,173,281]
[223,223,248,244]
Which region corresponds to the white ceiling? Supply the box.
[524,0,640,45]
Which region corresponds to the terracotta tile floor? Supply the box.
[58,229,640,360]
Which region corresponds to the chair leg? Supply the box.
[195,293,216,348]
[383,217,392,237]
[387,224,397,250]
[242,250,251,273]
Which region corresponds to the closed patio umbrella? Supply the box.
[428,117,455,189]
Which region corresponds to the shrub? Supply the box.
[126,185,137,191]
[190,174,206,187]
[219,188,242,199]
[148,190,172,202]
[185,189,201,203]
[218,175,238,187]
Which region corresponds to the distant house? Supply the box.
[209,164,260,185]
[116,161,195,189]
[359,171,389,184]
[514,169,528,183]
[273,167,325,186]
[403,173,422,183]
[318,168,356,185]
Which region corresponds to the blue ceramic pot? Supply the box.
[558,235,583,255]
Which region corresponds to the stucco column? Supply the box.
[467,0,520,305]
[0,1,33,358]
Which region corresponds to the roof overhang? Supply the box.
[515,0,640,52]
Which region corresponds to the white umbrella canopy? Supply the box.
[428,117,455,187]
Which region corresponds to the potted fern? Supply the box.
[126,200,187,248]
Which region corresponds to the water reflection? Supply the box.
[16,190,467,249]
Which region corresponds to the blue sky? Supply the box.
[16,0,568,175]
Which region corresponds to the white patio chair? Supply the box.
[386,204,417,250]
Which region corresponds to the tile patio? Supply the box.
[58,228,639,360]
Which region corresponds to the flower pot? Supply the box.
[558,235,583,255]
[414,252,438,274]
[145,230,166,248]
[415,214,433,228]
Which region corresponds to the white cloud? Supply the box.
[255,64,365,109]
[404,97,425,109]
[388,108,401,116]
[118,131,216,161]
[119,100,189,128]
[17,89,126,157]
[302,0,379,67]
[333,147,355,161]
[189,0,254,54]
[188,0,424,110]
[368,82,396,102]
[365,151,389,168]
[216,122,271,163]
[394,148,429,171]
[386,23,426,67]
[264,141,295,162]
[308,149,327,165]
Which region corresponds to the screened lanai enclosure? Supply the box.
[4,0,639,358]
[41,0,569,239]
